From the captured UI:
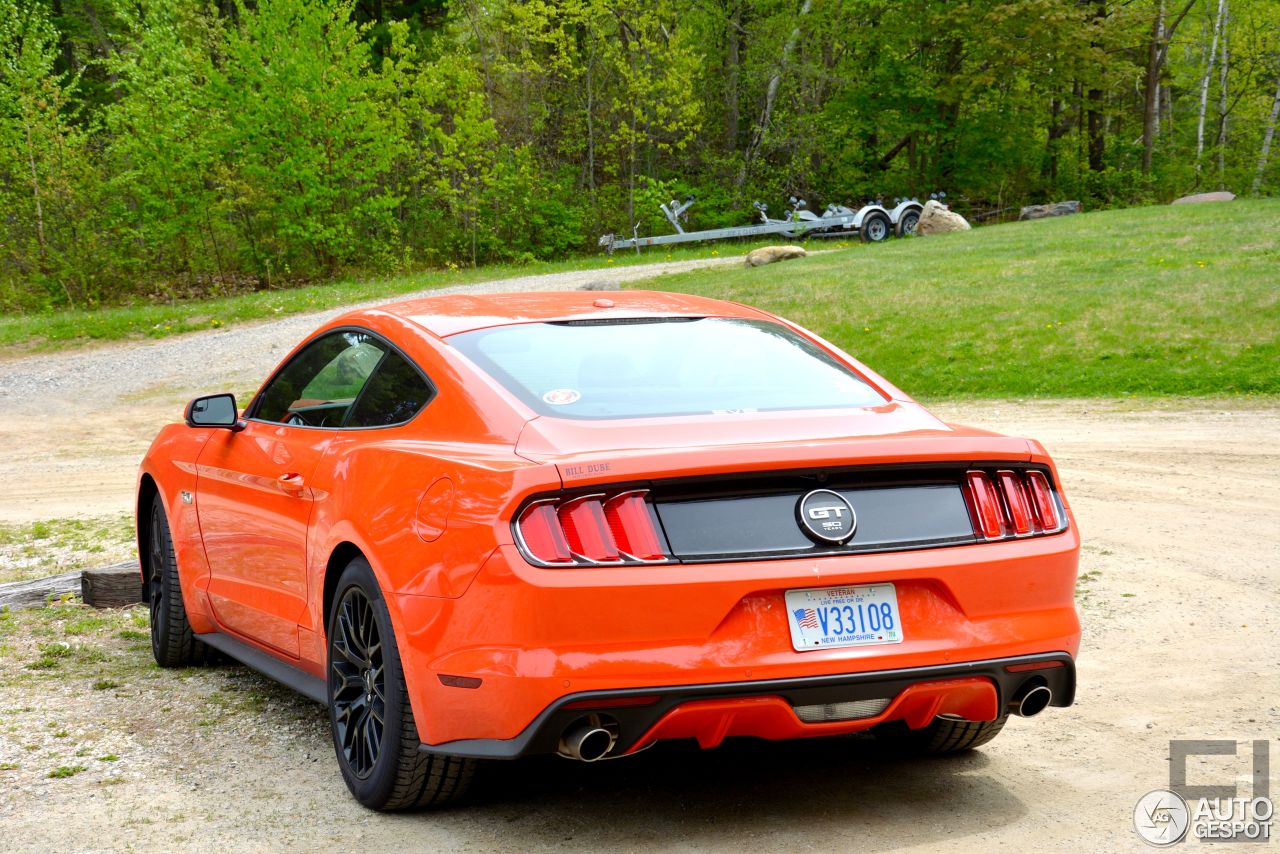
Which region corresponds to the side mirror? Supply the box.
[185,393,244,430]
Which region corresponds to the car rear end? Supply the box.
[399,306,1080,760]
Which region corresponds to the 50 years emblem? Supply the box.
[796,489,857,544]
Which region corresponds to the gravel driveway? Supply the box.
[0,259,1277,852]
[0,256,736,521]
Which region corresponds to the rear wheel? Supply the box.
[874,715,1008,755]
[860,211,892,242]
[327,557,477,810]
[897,208,921,237]
[148,494,208,667]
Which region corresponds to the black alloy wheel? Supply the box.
[330,586,387,779]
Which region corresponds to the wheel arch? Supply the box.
[137,473,160,585]
[323,541,368,632]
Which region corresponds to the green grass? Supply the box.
[633,200,1280,397]
[0,515,135,585]
[0,241,767,352]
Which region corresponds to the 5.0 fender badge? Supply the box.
[796,489,856,544]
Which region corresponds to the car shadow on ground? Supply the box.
[428,732,1029,849]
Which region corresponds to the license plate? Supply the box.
[785,583,904,651]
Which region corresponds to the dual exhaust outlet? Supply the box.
[1011,683,1053,718]
[558,716,618,762]
[557,683,1053,761]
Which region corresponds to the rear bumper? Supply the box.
[421,652,1076,758]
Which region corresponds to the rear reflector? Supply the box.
[562,694,662,710]
[514,490,671,568]
[1004,660,1066,673]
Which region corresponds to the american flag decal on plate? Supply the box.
[794,608,820,629]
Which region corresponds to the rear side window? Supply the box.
[346,352,434,428]
[449,317,885,419]
[253,329,434,428]
[254,331,384,427]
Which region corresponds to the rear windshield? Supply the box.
[448,317,885,419]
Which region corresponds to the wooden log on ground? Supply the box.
[0,571,82,610]
[1019,200,1082,220]
[81,560,144,608]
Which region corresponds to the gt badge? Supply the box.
[180,490,194,505]
[796,489,856,544]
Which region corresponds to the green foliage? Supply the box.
[1,0,1279,314]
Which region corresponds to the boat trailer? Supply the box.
[598,195,926,253]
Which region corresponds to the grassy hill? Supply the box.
[633,200,1280,398]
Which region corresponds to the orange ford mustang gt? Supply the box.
[137,290,1080,810]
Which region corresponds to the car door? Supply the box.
[196,329,386,657]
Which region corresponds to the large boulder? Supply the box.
[1171,191,1236,204]
[1019,200,1082,221]
[744,245,807,267]
[917,200,971,235]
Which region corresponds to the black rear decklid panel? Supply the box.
[656,483,973,561]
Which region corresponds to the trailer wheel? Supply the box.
[860,211,891,243]
[897,208,921,237]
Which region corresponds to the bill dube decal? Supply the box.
[564,462,611,478]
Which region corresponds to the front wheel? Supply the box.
[147,494,208,667]
[327,557,477,810]
[873,715,1007,754]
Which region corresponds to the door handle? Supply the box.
[276,473,305,494]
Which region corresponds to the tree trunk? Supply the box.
[1215,13,1228,187]
[1142,0,1198,172]
[1250,70,1279,194]
[1141,3,1165,173]
[1086,0,1107,170]
[736,0,813,190]
[724,1,742,150]
[1195,0,1225,180]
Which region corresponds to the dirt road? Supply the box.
[0,267,1276,851]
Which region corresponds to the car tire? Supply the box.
[327,556,477,811]
[874,715,1008,755]
[147,494,208,668]
[860,211,892,242]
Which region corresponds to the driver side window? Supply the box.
[253,331,386,427]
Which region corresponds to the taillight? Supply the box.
[965,468,1064,541]
[965,471,1005,539]
[515,501,573,564]
[515,490,671,567]
[557,495,620,562]
[604,491,667,561]
[996,470,1033,535]
[1025,470,1061,531]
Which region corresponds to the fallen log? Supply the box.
[0,571,82,610]
[82,561,144,609]
[1019,201,1082,220]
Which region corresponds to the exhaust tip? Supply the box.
[1013,685,1053,718]
[558,718,618,762]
